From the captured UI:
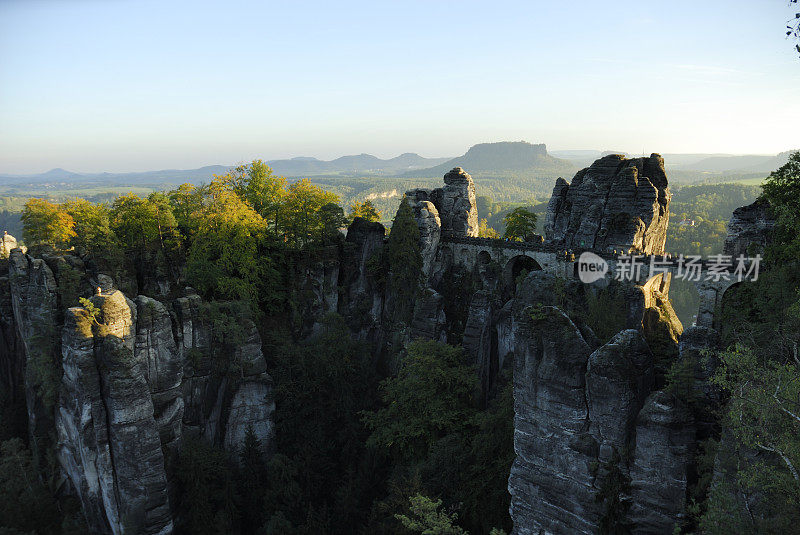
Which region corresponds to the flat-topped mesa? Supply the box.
[544,153,671,255]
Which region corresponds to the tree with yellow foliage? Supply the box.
[281,179,339,246]
[349,200,381,223]
[20,198,76,249]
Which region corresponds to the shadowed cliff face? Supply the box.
[0,248,275,535]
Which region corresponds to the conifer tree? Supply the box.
[384,196,422,322]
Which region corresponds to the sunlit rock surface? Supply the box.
[545,154,671,254]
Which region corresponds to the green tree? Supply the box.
[761,151,800,261]
[237,425,266,533]
[266,314,378,530]
[281,179,339,246]
[0,438,61,534]
[20,198,76,249]
[168,183,204,241]
[349,200,381,222]
[109,192,179,254]
[317,202,347,244]
[362,340,476,461]
[383,196,423,322]
[174,438,239,535]
[395,494,467,535]
[478,218,499,238]
[217,160,286,234]
[185,179,281,311]
[61,199,116,252]
[502,207,537,241]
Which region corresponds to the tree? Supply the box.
[349,200,380,222]
[761,151,800,260]
[281,179,339,246]
[362,340,477,461]
[478,218,499,238]
[266,314,378,530]
[109,193,179,254]
[217,160,286,234]
[788,1,800,56]
[502,207,537,241]
[0,438,61,534]
[185,179,281,311]
[395,494,467,535]
[61,199,116,252]
[238,425,266,533]
[168,183,204,241]
[20,198,76,248]
[174,438,239,535]
[383,196,423,322]
[317,202,347,244]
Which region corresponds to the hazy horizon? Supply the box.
[1,0,799,174]
[0,143,794,177]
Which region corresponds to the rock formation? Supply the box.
[403,167,479,254]
[723,198,776,257]
[0,242,275,534]
[544,154,671,254]
[57,291,173,535]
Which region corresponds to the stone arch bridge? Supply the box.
[438,236,758,328]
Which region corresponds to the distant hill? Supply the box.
[0,153,452,186]
[265,152,451,176]
[408,141,577,178]
[671,150,796,173]
[0,165,231,186]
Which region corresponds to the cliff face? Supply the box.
[498,273,696,534]
[1,247,275,534]
[544,154,671,254]
[723,198,775,257]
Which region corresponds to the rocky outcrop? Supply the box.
[586,330,654,462]
[628,391,694,534]
[508,305,598,535]
[53,287,276,534]
[440,167,479,238]
[1,232,18,258]
[404,196,441,277]
[339,218,386,342]
[505,271,693,534]
[173,294,274,451]
[544,154,670,254]
[401,168,479,260]
[7,248,60,460]
[723,198,775,257]
[57,291,173,535]
[409,289,447,342]
[134,296,184,452]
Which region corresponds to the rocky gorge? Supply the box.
[0,154,777,534]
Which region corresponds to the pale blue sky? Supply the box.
[1,0,798,173]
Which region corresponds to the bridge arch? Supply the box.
[477,250,492,266]
[503,254,543,293]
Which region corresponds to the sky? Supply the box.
[1,0,799,174]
